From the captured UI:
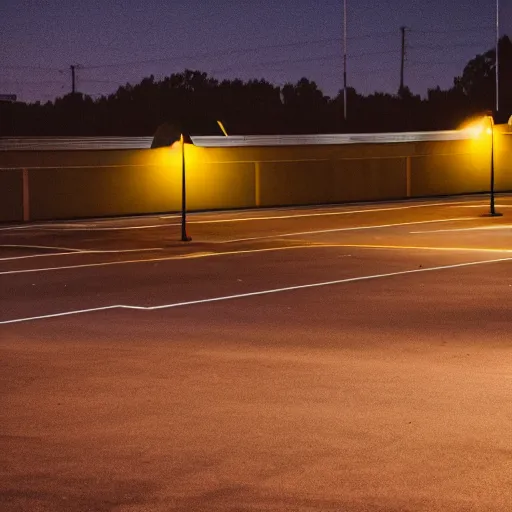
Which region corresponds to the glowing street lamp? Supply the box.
[473,113,503,217]
[151,123,194,241]
[462,114,503,217]
[484,113,502,217]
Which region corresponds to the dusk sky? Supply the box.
[1,0,511,103]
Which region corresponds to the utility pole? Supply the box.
[400,26,407,94]
[496,0,499,113]
[343,0,348,121]
[70,65,76,94]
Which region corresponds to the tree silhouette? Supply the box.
[455,35,512,118]
[1,35,510,137]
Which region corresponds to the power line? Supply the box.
[201,50,400,75]
[411,25,494,35]
[81,40,338,70]
[76,50,399,82]
[79,33,399,70]
[209,54,341,75]
[81,79,121,84]
[349,30,397,40]
[0,79,66,86]
[76,52,401,97]
[408,41,491,50]
[0,65,65,72]
[0,31,404,76]
[408,60,466,67]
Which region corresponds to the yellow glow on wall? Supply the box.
[150,141,203,168]
[458,118,494,174]
[459,119,492,140]
[183,144,231,208]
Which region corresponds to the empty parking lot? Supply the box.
[1,195,511,511]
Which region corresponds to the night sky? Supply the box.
[1,0,511,103]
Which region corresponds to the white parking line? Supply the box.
[11,224,178,232]
[219,217,474,243]
[0,223,78,232]
[0,199,486,232]
[0,247,164,262]
[0,305,122,325]
[0,217,184,232]
[0,218,475,274]
[164,200,487,224]
[452,204,512,208]
[411,225,511,234]
[0,245,326,275]
[0,252,82,262]
[1,256,510,325]
[0,244,82,252]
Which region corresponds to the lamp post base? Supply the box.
[481,212,503,217]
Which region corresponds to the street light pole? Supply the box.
[490,116,496,215]
[150,123,194,242]
[343,0,347,122]
[483,114,502,217]
[181,134,192,242]
[496,0,499,113]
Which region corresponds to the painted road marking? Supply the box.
[0,244,82,252]
[2,216,475,241]
[219,217,474,243]
[410,225,511,234]
[0,252,83,262]
[160,200,487,224]
[0,217,183,232]
[0,247,164,264]
[1,256,511,325]
[0,218,474,275]
[168,198,491,218]
[0,199,488,232]
[452,204,512,208]
[0,245,338,276]
[1,241,509,276]
[0,247,164,262]
[6,224,177,232]
[305,243,512,253]
[0,305,122,325]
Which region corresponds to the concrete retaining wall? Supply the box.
[0,129,510,223]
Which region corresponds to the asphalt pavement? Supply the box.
[1,195,511,511]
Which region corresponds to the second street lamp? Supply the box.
[179,133,193,241]
[482,113,502,218]
[151,123,194,241]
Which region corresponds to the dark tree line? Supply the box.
[1,36,511,136]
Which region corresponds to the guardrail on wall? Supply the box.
[0,131,473,151]
[0,128,510,223]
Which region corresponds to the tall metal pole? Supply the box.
[70,65,76,94]
[181,135,192,242]
[483,115,502,217]
[496,0,499,113]
[490,116,496,214]
[343,0,347,122]
[400,27,406,93]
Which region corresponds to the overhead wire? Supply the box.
[409,41,493,51]
[78,32,398,70]
[411,25,494,35]
[3,21,502,102]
